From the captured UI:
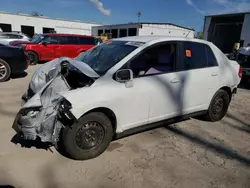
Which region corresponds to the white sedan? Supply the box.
[13,36,242,160]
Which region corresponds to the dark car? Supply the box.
[0,44,29,82]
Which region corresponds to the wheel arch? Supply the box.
[219,86,232,101]
[83,107,117,134]
[26,50,40,60]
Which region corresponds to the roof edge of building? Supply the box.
[92,22,195,31]
[205,11,250,17]
[0,11,103,25]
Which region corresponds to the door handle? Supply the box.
[170,78,180,83]
[211,72,218,76]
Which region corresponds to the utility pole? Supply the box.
[137,11,141,23]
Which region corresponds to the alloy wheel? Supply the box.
[0,62,7,80]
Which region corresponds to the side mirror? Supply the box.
[116,69,133,83]
[41,41,47,46]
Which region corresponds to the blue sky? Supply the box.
[1,0,250,32]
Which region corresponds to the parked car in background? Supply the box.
[0,44,29,82]
[0,32,30,45]
[16,33,96,65]
[14,36,241,160]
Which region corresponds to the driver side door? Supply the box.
[39,36,62,60]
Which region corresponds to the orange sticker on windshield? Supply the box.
[186,49,192,57]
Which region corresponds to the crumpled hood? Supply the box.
[29,57,99,94]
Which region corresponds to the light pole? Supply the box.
[137,11,141,23]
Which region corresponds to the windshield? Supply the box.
[31,34,46,43]
[75,40,141,75]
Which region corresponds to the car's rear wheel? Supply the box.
[26,51,38,65]
[60,112,113,160]
[205,89,230,122]
[0,59,11,82]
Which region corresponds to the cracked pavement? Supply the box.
[0,65,250,188]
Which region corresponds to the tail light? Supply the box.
[238,66,242,78]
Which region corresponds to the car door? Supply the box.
[39,36,62,60]
[59,36,80,58]
[124,42,182,125]
[176,41,220,113]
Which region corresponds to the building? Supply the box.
[0,11,102,38]
[203,12,250,53]
[92,22,194,38]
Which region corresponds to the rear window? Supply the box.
[78,37,95,45]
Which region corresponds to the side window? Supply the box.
[43,36,60,44]
[65,36,78,44]
[129,43,176,77]
[182,42,207,70]
[205,45,218,67]
[79,37,96,45]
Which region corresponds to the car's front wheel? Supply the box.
[205,89,230,122]
[60,112,113,160]
[0,59,11,82]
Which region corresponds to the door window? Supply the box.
[128,43,177,77]
[181,42,207,70]
[78,37,96,45]
[43,36,60,44]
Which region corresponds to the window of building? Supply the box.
[21,25,35,38]
[119,29,127,37]
[182,42,207,70]
[128,28,137,36]
[98,29,103,36]
[128,43,177,77]
[0,23,12,32]
[111,29,118,38]
[105,29,111,34]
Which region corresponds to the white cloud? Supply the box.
[186,0,250,15]
[89,0,111,16]
[185,0,205,15]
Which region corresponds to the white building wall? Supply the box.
[241,14,250,46]
[92,23,194,38]
[0,12,101,35]
[139,24,194,38]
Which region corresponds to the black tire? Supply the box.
[60,112,113,160]
[0,59,11,82]
[205,89,230,122]
[27,51,38,65]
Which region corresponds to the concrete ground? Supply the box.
[0,65,250,188]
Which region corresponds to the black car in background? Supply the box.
[0,44,29,82]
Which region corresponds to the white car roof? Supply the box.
[112,36,212,45]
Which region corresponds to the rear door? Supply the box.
[177,41,220,113]
[58,36,79,58]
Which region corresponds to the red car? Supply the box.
[16,34,96,65]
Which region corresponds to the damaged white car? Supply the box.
[13,36,242,160]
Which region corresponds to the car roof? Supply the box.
[112,36,211,45]
[43,33,94,38]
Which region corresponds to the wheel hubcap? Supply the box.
[75,121,104,149]
[213,97,224,114]
[0,62,7,79]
